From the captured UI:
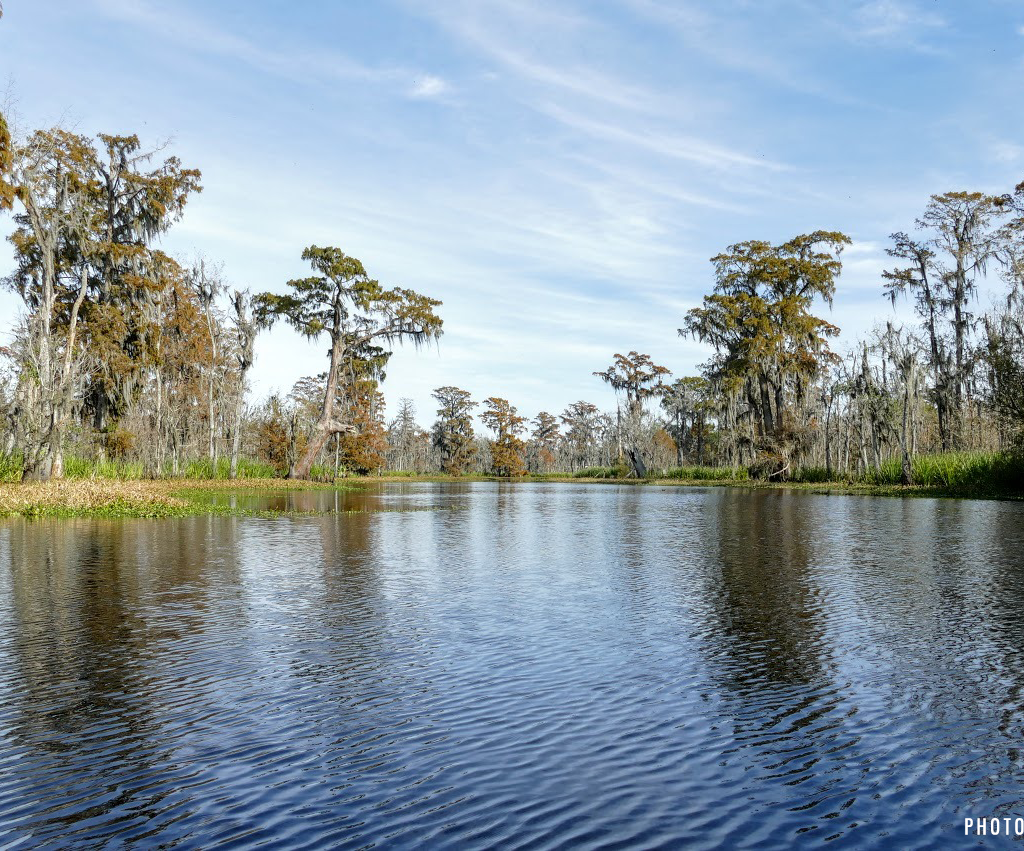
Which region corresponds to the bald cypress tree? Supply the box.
[257,246,442,480]
[432,386,477,475]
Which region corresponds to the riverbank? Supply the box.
[0,478,353,518]
[2,463,1021,518]
[362,473,1024,500]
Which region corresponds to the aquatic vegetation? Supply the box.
[661,466,748,481]
[863,451,1024,495]
[0,480,190,518]
[573,465,629,479]
[0,477,359,518]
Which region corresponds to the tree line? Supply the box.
[2,112,1024,483]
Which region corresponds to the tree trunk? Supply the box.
[288,332,348,480]
[229,389,244,479]
[626,446,647,478]
[757,372,775,437]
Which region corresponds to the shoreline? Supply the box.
[0,474,1020,519]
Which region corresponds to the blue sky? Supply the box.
[2,1,1023,428]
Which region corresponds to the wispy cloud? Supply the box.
[5,0,1019,421]
[539,103,790,172]
[91,0,449,101]
[409,75,450,99]
[417,0,688,114]
[986,140,1024,164]
[850,0,946,52]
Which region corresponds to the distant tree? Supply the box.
[560,400,600,472]
[530,411,560,472]
[190,258,225,466]
[594,351,670,476]
[884,193,1003,450]
[149,253,214,475]
[432,386,477,475]
[387,398,422,471]
[82,133,202,443]
[253,393,294,473]
[481,397,527,477]
[651,427,678,471]
[3,125,95,479]
[661,376,711,466]
[337,379,387,474]
[880,323,925,484]
[0,111,14,211]
[682,231,849,475]
[256,246,442,479]
[228,289,260,478]
[982,182,1024,443]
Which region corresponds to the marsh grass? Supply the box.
[574,465,630,479]
[0,477,360,518]
[179,459,281,479]
[863,451,1024,495]
[0,480,192,518]
[2,452,1022,517]
[661,466,749,482]
[1,455,284,483]
[790,466,838,484]
[0,455,21,484]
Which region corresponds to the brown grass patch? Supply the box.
[0,480,190,517]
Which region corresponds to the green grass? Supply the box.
[4,450,1023,502]
[661,465,749,481]
[574,465,630,479]
[863,451,1024,495]
[790,466,838,484]
[0,454,21,483]
[2,454,286,484]
[64,456,146,479]
[178,458,281,480]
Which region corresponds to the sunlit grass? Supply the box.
[574,465,630,479]
[2,450,1022,514]
[0,480,190,518]
[661,466,748,481]
[863,451,1024,494]
[2,455,284,483]
[0,476,362,518]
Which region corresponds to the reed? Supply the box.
[661,466,749,481]
[864,451,1024,494]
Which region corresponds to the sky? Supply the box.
[1,0,1023,429]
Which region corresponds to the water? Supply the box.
[1,483,1023,849]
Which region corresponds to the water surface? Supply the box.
[1,483,1023,848]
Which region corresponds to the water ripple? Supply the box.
[1,485,1023,848]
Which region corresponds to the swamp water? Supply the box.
[1,483,1023,848]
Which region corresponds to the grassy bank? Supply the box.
[0,455,331,484]
[0,477,353,518]
[1,451,1021,517]
[375,452,1024,499]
